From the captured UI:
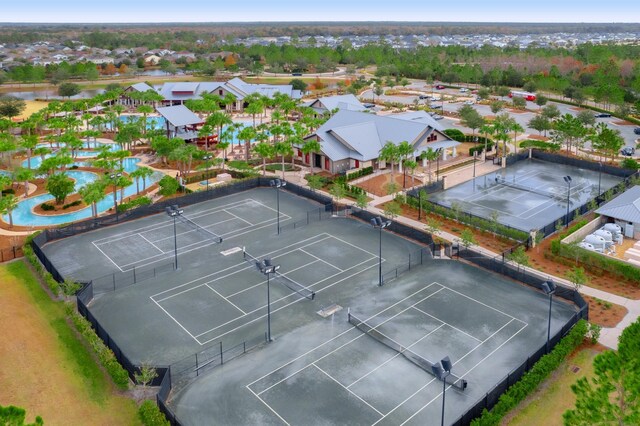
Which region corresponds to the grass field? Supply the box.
[502,346,600,426]
[0,260,139,426]
[16,100,49,120]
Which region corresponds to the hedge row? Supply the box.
[469,141,496,156]
[558,219,589,239]
[23,233,60,296]
[519,139,561,151]
[443,128,465,141]
[471,320,588,426]
[138,400,170,426]
[64,303,130,390]
[346,166,374,181]
[117,196,152,212]
[405,196,529,242]
[551,239,640,284]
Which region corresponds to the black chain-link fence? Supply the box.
[447,244,587,425]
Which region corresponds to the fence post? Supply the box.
[195,353,199,376]
[220,341,223,365]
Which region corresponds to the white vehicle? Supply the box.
[464,100,474,105]
[459,88,469,92]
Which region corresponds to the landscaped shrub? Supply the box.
[158,175,179,196]
[346,166,374,181]
[519,140,561,151]
[40,202,55,211]
[621,158,640,170]
[1,188,15,195]
[471,320,588,426]
[551,239,640,284]
[443,128,465,141]
[64,303,130,390]
[117,196,152,212]
[404,196,529,242]
[265,163,298,172]
[62,200,82,209]
[138,400,170,426]
[23,233,60,296]
[469,140,495,155]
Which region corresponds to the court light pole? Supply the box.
[563,176,572,228]
[541,280,557,354]
[598,162,602,196]
[165,205,183,270]
[256,258,280,342]
[203,154,212,190]
[371,216,391,286]
[432,356,453,426]
[270,179,286,235]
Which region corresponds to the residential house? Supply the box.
[144,54,162,65]
[299,110,458,174]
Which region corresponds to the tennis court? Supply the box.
[171,259,578,426]
[430,158,623,232]
[40,184,581,425]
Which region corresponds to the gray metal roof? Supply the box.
[313,110,455,162]
[129,82,154,92]
[595,186,640,223]
[309,94,365,112]
[156,105,203,127]
[155,78,300,102]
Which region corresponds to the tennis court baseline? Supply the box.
[91,199,290,271]
[246,282,527,425]
[150,233,382,345]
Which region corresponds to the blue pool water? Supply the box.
[3,158,162,226]
[36,140,119,150]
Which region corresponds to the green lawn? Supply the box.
[503,347,599,426]
[0,260,140,425]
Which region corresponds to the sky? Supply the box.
[2,0,640,23]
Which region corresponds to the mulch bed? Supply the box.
[583,295,628,328]
[356,173,416,197]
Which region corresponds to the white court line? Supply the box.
[91,241,125,272]
[253,285,445,396]
[117,215,287,270]
[245,386,290,425]
[223,208,254,226]
[92,198,255,244]
[150,298,199,341]
[411,306,482,343]
[398,319,527,425]
[195,256,379,344]
[313,363,384,417]
[139,234,165,254]
[374,318,524,425]
[347,323,445,390]
[148,217,238,245]
[298,248,344,272]
[461,169,542,202]
[153,235,333,303]
[204,284,247,315]
[225,260,321,299]
[442,285,527,325]
[151,234,330,299]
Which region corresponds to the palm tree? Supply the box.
[237,125,257,161]
[136,105,154,135]
[510,122,525,154]
[205,111,233,144]
[245,97,264,128]
[253,141,275,176]
[274,140,293,179]
[79,180,107,218]
[198,124,214,152]
[404,159,418,188]
[0,194,19,227]
[419,148,439,183]
[19,134,39,170]
[13,167,34,197]
[378,141,400,180]
[396,140,414,189]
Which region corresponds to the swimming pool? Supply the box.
[3,158,162,226]
[106,115,167,130]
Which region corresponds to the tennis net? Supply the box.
[494,176,564,200]
[177,214,223,243]
[243,248,315,300]
[348,312,467,391]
